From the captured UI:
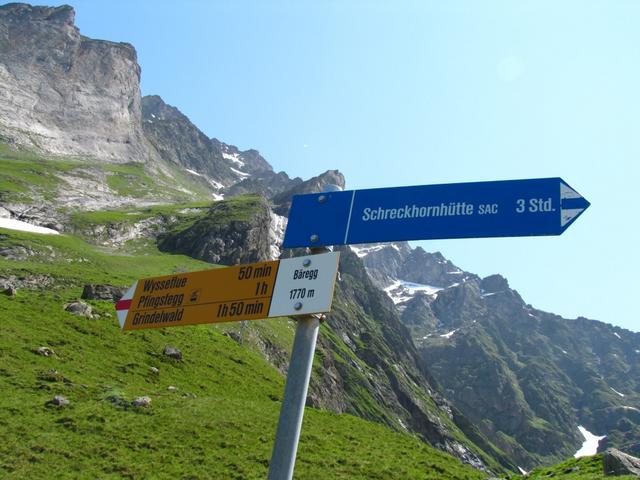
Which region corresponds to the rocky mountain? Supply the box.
[308,246,515,472]
[1,3,638,476]
[141,95,239,188]
[142,95,300,199]
[3,6,498,471]
[0,3,306,215]
[225,169,301,200]
[355,243,473,291]
[358,243,640,470]
[0,4,152,163]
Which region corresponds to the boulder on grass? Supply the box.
[132,396,151,407]
[49,395,70,407]
[81,284,127,302]
[3,286,17,296]
[163,345,182,360]
[36,346,55,357]
[64,301,92,317]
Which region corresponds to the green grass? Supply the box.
[103,161,215,202]
[0,228,489,479]
[0,142,214,205]
[104,163,163,198]
[68,202,213,250]
[0,228,212,287]
[0,144,80,202]
[164,194,265,231]
[518,454,637,479]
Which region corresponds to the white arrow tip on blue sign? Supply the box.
[560,180,590,229]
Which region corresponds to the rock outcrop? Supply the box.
[0,4,152,163]
[354,242,412,288]
[398,248,476,288]
[163,346,182,360]
[272,169,345,216]
[158,195,273,265]
[225,170,301,199]
[81,284,126,302]
[603,448,640,476]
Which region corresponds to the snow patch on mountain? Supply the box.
[0,217,59,235]
[384,280,442,304]
[222,152,245,167]
[208,178,224,190]
[231,167,250,178]
[269,213,287,260]
[185,168,202,177]
[574,426,606,458]
[611,387,625,398]
[350,244,398,258]
[440,329,459,339]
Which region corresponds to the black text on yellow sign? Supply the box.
[115,252,340,331]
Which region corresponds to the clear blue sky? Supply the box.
[69,0,639,332]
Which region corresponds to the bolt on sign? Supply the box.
[115,252,340,331]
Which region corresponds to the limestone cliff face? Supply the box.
[0,4,152,162]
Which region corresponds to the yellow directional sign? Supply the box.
[116,252,340,331]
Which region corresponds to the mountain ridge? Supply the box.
[1,3,638,477]
[358,243,640,468]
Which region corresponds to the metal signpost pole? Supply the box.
[267,314,321,479]
[268,246,328,480]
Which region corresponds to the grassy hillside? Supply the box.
[519,454,636,479]
[0,143,212,206]
[0,227,490,479]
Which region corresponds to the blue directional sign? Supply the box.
[282,178,590,248]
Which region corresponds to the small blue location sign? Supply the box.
[282,178,590,248]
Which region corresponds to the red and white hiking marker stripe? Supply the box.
[115,281,137,328]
